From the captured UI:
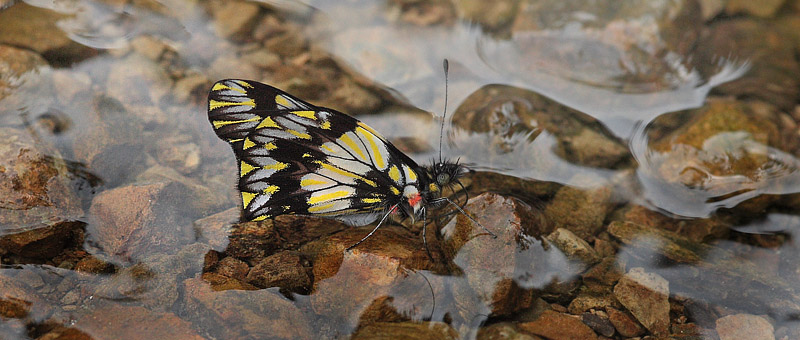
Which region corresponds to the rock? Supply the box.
[227,214,349,260]
[106,54,170,113]
[73,304,203,340]
[0,272,51,320]
[34,325,92,340]
[182,277,313,339]
[201,272,259,291]
[0,127,83,258]
[326,78,383,116]
[567,293,619,315]
[613,267,670,337]
[211,0,261,40]
[696,20,800,111]
[544,185,612,239]
[607,307,646,337]
[87,182,198,261]
[245,250,312,293]
[74,256,115,274]
[0,45,48,102]
[130,35,169,61]
[214,256,249,281]
[581,257,623,290]
[726,0,785,17]
[476,322,541,340]
[518,310,598,340]
[715,314,775,340]
[352,321,459,340]
[172,73,210,104]
[581,312,615,337]
[193,208,237,251]
[546,228,599,267]
[454,0,518,33]
[153,136,202,174]
[618,205,729,243]
[0,3,96,65]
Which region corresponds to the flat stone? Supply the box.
[74,304,204,340]
[613,267,670,337]
[352,321,459,340]
[245,250,311,293]
[0,3,95,65]
[546,228,599,266]
[607,307,645,337]
[716,313,775,340]
[211,1,261,40]
[544,185,612,239]
[519,310,598,340]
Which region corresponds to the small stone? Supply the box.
[726,0,785,17]
[607,307,646,337]
[582,312,615,338]
[546,228,600,266]
[715,314,775,340]
[130,35,168,60]
[519,310,599,340]
[214,256,249,281]
[0,3,95,65]
[613,267,670,337]
[567,293,618,315]
[74,256,115,274]
[352,321,459,340]
[212,1,261,40]
[241,49,282,69]
[246,251,311,293]
[544,185,612,239]
[172,73,210,103]
[476,322,540,340]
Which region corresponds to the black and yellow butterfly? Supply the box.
[208,76,493,250]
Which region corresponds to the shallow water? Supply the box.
[1,0,800,339]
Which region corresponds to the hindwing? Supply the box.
[208,79,424,225]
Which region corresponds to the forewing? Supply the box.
[208,79,424,225]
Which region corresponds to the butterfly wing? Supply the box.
[208,79,425,226]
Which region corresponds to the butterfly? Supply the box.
[208,62,494,253]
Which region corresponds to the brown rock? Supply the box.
[201,272,259,291]
[519,310,598,340]
[74,256,115,274]
[193,208,237,251]
[546,228,600,267]
[226,214,349,260]
[613,267,670,337]
[87,182,197,261]
[0,272,50,320]
[477,322,542,340]
[726,0,785,17]
[567,292,619,315]
[214,256,249,281]
[715,313,775,340]
[352,321,459,340]
[211,0,261,40]
[544,185,612,238]
[0,3,96,65]
[619,205,729,243]
[73,304,203,340]
[581,312,615,338]
[245,250,311,293]
[182,277,312,339]
[454,0,518,32]
[0,127,82,258]
[582,257,623,290]
[0,45,47,102]
[607,307,646,337]
[35,325,93,340]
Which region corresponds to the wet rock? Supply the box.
[609,221,800,317]
[72,95,148,187]
[35,325,93,340]
[726,0,785,17]
[607,307,646,337]
[214,256,249,281]
[454,0,518,33]
[613,267,670,337]
[0,272,51,321]
[172,73,210,104]
[193,208,237,251]
[581,257,623,290]
[617,205,729,243]
[0,3,96,65]
[581,311,615,338]
[87,182,198,261]
[326,78,383,116]
[135,165,226,219]
[73,304,203,340]
[211,0,261,41]
[546,228,599,268]
[645,99,785,216]
[245,250,312,293]
[227,214,349,260]
[352,321,459,340]
[518,310,598,340]
[697,20,800,111]
[567,292,619,315]
[74,256,115,274]
[444,193,557,317]
[106,54,171,114]
[0,45,48,102]
[453,85,629,170]
[0,127,83,258]
[543,184,612,239]
[715,313,775,340]
[201,272,259,291]
[52,69,92,105]
[182,277,312,339]
[476,322,541,340]
[392,0,456,26]
[153,136,201,174]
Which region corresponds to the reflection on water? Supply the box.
[1,0,800,339]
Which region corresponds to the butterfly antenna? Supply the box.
[438,59,449,163]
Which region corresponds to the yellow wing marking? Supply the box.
[275,95,290,107]
[357,122,386,141]
[308,203,335,213]
[338,134,366,161]
[264,142,277,150]
[234,80,253,88]
[307,190,350,205]
[361,198,383,204]
[264,185,279,194]
[390,187,400,195]
[291,111,317,120]
[212,82,246,93]
[388,165,401,183]
[264,162,289,171]
[287,130,312,140]
[252,215,268,221]
[209,99,255,111]
[256,117,280,129]
[240,161,257,176]
[315,161,377,187]
[242,138,256,149]
[212,117,260,128]
[300,178,328,187]
[321,121,331,130]
[405,166,417,182]
[242,191,257,208]
[428,183,439,192]
[357,126,385,169]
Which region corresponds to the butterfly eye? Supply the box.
[437,173,450,185]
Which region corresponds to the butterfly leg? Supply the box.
[346,203,400,251]
[431,197,497,238]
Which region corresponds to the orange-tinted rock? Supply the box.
[0,127,83,258]
[543,185,612,239]
[0,45,47,102]
[351,321,459,340]
[715,313,775,340]
[226,214,350,260]
[182,277,312,339]
[0,272,52,321]
[607,307,646,337]
[245,250,312,293]
[519,310,599,340]
[214,256,249,281]
[74,256,115,274]
[613,267,670,337]
[74,304,204,340]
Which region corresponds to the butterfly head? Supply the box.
[425,159,466,196]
